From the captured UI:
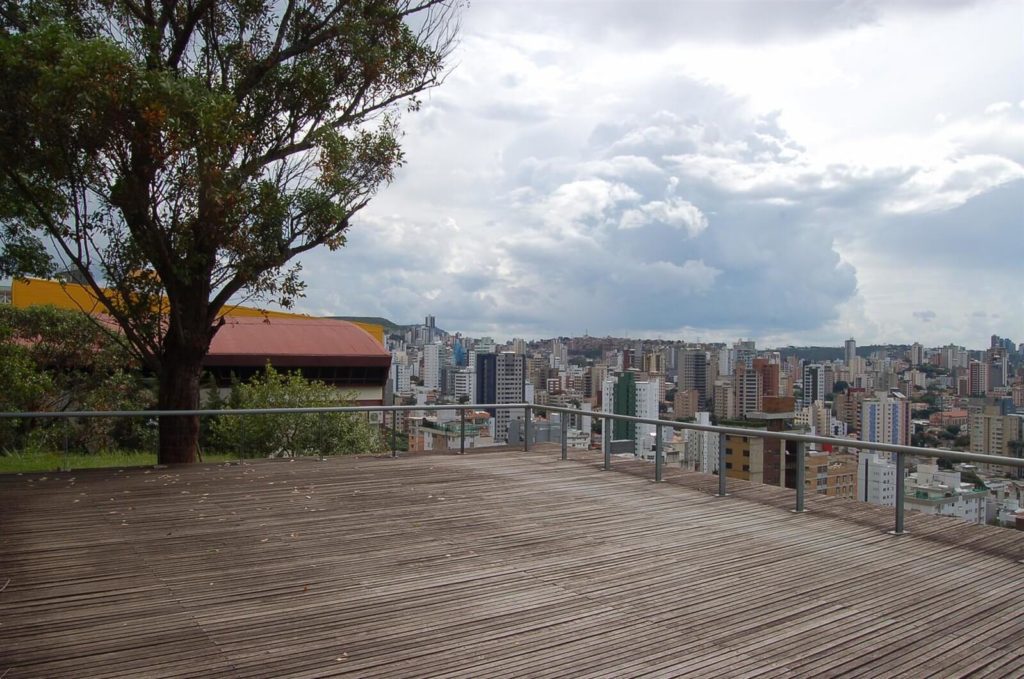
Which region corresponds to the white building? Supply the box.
[422,343,442,392]
[635,378,670,459]
[801,364,826,408]
[904,464,986,524]
[860,390,909,460]
[857,451,898,507]
[391,361,411,395]
[495,352,525,443]
[683,412,719,474]
[453,368,475,403]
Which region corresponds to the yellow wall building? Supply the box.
[7,277,385,344]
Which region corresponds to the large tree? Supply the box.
[0,0,458,462]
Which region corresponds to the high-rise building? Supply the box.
[968,360,989,397]
[712,379,736,420]
[857,452,898,507]
[550,339,567,369]
[602,371,669,458]
[969,399,1023,478]
[753,357,780,398]
[678,348,708,408]
[673,389,700,420]
[453,368,475,403]
[734,340,756,371]
[683,412,718,474]
[724,431,765,483]
[475,353,497,412]
[643,351,665,375]
[610,371,637,441]
[494,352,525,443]
[424,315,436,344]
[860,390,910,458]
[735,362,763,420]
[986,348,1009,389]
[634,378,666,459]
[801,364,826,408]
[423,343,442,392]
[908,342,924,366]
[845,338,857,366]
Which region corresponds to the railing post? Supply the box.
[460,407,466,455]
[892,451,906,535]
[239,415,245,465]
[560,413,568,461]
[391,410,398,458]
[603,415,611,471]
[523,406,531,452]
[717,432,727,496]
[63,416,70,472]
[794,440,806,513]
[318,411,325,461]
[654,425,663,482]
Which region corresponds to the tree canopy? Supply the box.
[0,0,459,462]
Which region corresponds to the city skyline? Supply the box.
[286,0,1023,349]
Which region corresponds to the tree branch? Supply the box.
[166,0,216,70]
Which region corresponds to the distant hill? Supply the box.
[327,316,446,338]
[778,345,911,362]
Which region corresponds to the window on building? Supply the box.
[742,465,750,472]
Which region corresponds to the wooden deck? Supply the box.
[2,446,1023,678]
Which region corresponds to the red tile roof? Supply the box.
[205,316,390,368]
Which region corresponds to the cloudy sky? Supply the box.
[293,0,1023,349]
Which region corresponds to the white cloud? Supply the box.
[619,198,709,236]
[885,155,1024,214]
[985,101,1013,115]
[286,0,1024,347]
[541,179,640,231]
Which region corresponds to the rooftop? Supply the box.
[2,447,1023,677]
[206,316,390,368]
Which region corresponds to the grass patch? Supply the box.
[0,450,237,474]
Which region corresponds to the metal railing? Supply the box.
[3,402,1022,535]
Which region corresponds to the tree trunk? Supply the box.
[156,335,207,465]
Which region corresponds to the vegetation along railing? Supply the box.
[2,403,1021,536]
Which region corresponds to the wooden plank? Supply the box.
[3,449,1024,678]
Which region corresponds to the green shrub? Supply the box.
[210,365,385,458]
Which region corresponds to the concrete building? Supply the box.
[801,364,826,408]
[735,362,763,420]
[678,348,709,409]
[845,338,857,366]
[392,362,411,395]
[422,343,442,392]
[453,368,475,403]
[724,430,766,484]
[857,451,898,507]
[634,378,670,459]
[682,412,718,474]
[495,352,526,443]
[673,389,700,420]
[713,379,736,421]
[969,400,1023,477]
[408,411,495,451]
[968,360,989,397]
[904,464,986,524]
[602,371,668,458]
[826,454,858,499]
[860,390,910,459]
[909,342,924,366]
